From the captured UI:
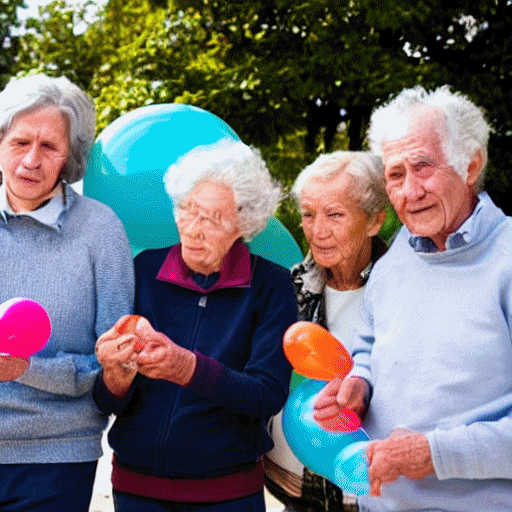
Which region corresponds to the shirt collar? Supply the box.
[156,238,253,292]
[0,182,67,232]
[408,192,487,253]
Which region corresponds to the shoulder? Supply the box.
[134,246,171,273]
[251,254,294,283]
[66,187,126,232]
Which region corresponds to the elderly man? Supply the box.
[314,86,512,512]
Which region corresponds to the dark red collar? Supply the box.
[156,239,252,292]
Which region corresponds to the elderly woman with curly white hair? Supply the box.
[94,138,298,512]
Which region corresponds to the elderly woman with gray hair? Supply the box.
[264,151,388,512]
[0,74,134,511]
[93,138,298,512]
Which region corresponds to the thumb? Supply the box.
[134,317,156,340]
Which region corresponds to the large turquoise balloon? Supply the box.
[283,378,371,496]
[83,103,303,269]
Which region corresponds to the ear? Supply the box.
[466,151,483,186]
[367,209,387,237]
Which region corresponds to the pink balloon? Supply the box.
[0,298,51,358]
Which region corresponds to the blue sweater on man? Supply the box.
[352,193,512,512]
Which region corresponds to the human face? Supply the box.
[0,106,70,212]
[383,108,478,250]
[300,172,382,284]
[176,181,242,275]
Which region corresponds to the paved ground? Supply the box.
[89,433,285,512]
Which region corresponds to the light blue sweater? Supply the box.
[352,193,512,512]
[0,184,134,464]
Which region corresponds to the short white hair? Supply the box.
[367,85,491,190]
[292,151,388,216]
[0,74,96,184]
[164,138,281,240]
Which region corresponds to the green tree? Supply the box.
[0,0,25,88]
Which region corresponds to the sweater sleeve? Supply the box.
[185,263,297,419]
[16,209,135,397]
[348,284,375,386]
[427,394,512,480]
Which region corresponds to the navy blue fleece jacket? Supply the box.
[94,241,297,479]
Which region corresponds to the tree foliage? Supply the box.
[10,0,512,244]
[0,0,25,88]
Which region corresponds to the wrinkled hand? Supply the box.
[313,376,369,422]
[366,429,435,497]
[95,316,139,398]
[133,317,197,386]
[0,356,29,381]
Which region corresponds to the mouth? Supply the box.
[407,204,435,215]
[17,174,41,185]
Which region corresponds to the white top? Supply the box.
[324,285,365,355]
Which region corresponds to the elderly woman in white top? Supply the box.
[264,151,388,512]
[93,138,298,512]
[0,74,134,511]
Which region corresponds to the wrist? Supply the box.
[172,348,197,386]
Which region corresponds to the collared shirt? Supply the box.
[0,183,67,231]
[407,192,486,253]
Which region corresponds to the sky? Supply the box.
[17,0,49,20]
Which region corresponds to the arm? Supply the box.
[184,269,297,418]
[17,211,135,397]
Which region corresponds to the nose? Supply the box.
[180,216,205,239]
[311,214,331,239]
[22,143,41,169]
[402,170,425,201]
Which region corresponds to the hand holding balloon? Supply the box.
[282,321,371,495]
[96,316,141,398]
[0,298,51,381]
[314,375,370,430]
[133,317,196,386]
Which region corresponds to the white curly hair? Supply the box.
[164,138,281,240]
[292,151,388,217]
[367,85,491,191]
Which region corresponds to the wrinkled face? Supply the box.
[383,108,477,250]
[176,180,242,275]
[300,172,381,272]
[0,106,70,212]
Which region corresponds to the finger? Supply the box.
[137,345,167,365]
[335,378,356,407]
[133,317,157,340]
[314,393,338,410]
[366,441,376,464]
[370,477,381,497]
[313,404,342,421]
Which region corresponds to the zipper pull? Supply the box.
[198,296,207,308]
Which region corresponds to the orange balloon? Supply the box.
[283,321,353,380]
[115,315,146,352]
[116,315,143,334]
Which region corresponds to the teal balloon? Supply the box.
[282,378,371,496]
[83,104,303,268]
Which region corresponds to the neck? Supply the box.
[326,238,372,291]
[6,182,62,213]
[432,193,479,251]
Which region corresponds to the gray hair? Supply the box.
[164,138,281,240]
[292,151,388,217]
[0,74,96,184]
[367,85,491,191]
